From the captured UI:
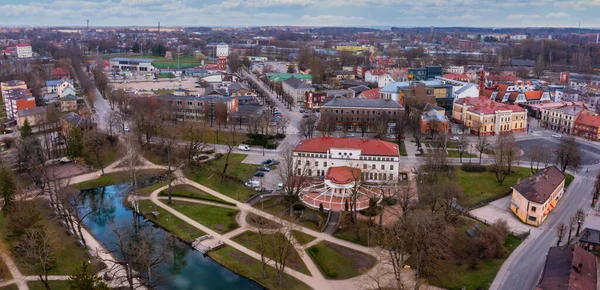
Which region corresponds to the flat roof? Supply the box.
[111,57,154,63]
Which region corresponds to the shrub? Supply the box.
[308,246,319,254]
[275,133,286,139]
[226,211,236,217]
[383,197,397,206]
[197,155,209,161]
[226,223,237,230]
[319,203,324,212]
[293,203,306,211]
[327,269,337,278]
[214,153,223,159]
[265,143,278,149]
[460,163,486,172]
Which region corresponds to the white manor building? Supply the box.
[292,137,400,211]
[110,58,156,72]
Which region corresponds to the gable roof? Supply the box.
[17,106,46,117]
[284,77,313,90]
[513,166,565,204]
[61,112,93,128]
[423,103,444,112]
[455,96,525,114]
[422,109,448,122]
[537,245,597,290]
[322,96,404,109]
[579,228,600,245]
[360,88,381,99]
[575,112,600,128]
[294,137,400,157]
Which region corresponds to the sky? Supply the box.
[1,0,600,28]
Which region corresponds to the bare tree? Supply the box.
[438,180,464,223]
[276,116,290,136]
[221,121,241,183]
[457,135,469,163]
[270,221,299,286]
[475,136,489,164]
[556,136,581,172]
[277,145,311,214]
[317,111,337,136]
[16,228,55,290]
[123,137,141,213]
[380,219,409,284]
[374,114,390,139]
[182,122,207,163]
[84,129,108,175]
[594,171,600,206]
[299,115,318,139]
[490,134,519,184]
[567,215,577,243]
[575,209,586,236]
[556,222,567,247]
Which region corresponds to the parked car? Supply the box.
[276,183,284,191]
[266,160,280,166]
[124,127,131,132]
[245,179,260,188]
[261,159,273,165]
[450,136,460,141]
[253,171,265,177]
[238,144,251,151]
[552,134,562,138]
[256,166,270,172]
[347,133,355,137]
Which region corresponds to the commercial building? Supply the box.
[453,96,527,135]
[293,137,400,211]
[157,94,239,126]
[320,97,404,133]
[265,73,312,85]
[335,45,375,53]
[510,166,565,227]
[380,81,454,111]
[282,77,314,105]
[110,58,156,72]
[540,103,588,135]
[537,245,596,290]
[421,104,448,134]
[408,65,443,81]
[573,111,600,141]
[304,92,328,109]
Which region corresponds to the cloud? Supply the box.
[507,14,541,20]
[300,15,366,25]
[547,12,570,18]
[437,14,481,20]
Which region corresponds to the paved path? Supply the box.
[0,251,26,290]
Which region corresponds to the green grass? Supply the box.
[28,281,70,290]
[137,200,205,243]
[208,246,312,290]
[232,231,310,275]
[0,200,101,276]
[457,166,533,208]
[158,184,234,206]
[292,230,316,245]
[565,174,575,188]
[184,154,256,201]
[333,215,377,247]
[85,140,121,170]
[306,241,375,279]
[0,284,18,290]
[74,169,165,190]
[137,181,168,196]
[0,251,11,280]
[446,150,477,158]
[166,200,239,234]
[254,198,327,232]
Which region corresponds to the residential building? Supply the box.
[573,111,600,140]
[59,86,77,99]
[265,73,312,85]
[157,94,239,126]
[204,82,256,98]
[60,112,95,136]
[453,96,527,135]
[510,166,565,227]
[320,97,404,133]
[282,77,314,105]
[408,65,443,81]
[380,81,454,111]
[335,45,375,53]
[483,89,551,105]
[16,43,32,58]
[46,78,74,94]
[421,104,448,134]
[2,88,35,120]
[110,58,156,72]
[444,66,465,74]
[304,92,328,109]
[348,85,371,98]
[16,107,46,127]
[357,88,381,99]
[540,103,588,134]
[537,245,597,290]
[52,68,70,79]
[335,70,355,80]
[59,95,78,112]
[578,228,600,252]
[293,137,400,211]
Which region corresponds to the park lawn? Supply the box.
[158,184,234,205]
[137,181,168,196]
[446,150,477,158]
[28,281,70,290]
[254,198,327,232]
[137,200,205,243]
[307,241,375,279]
[232,231,310,275]
[85,140,121,170]
[208,246,312,290]
[566,174,575,188]
[0,284,18,290]
[0,200,100,276]
[204,130,248,146]
[457,166,532,208]
[167,200,239,234]
[74,169,166,190]
[333,215,377,247]
[292,230,316,245]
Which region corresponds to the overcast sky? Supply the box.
[1,0,599,28]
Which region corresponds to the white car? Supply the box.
[450,136,460,141]
[238,144,251,151]
[552,134,562,138]
[346,133,355,137]
[124,127,130,132]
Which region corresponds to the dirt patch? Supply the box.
[246,212,282,229]
[229,248,255,266]
[324,241,375,272]
[213,224,225,232]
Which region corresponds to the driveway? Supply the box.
[469,196,534,235]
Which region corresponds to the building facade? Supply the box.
[157,94,239,125]
[304,92,328,109]
[540,103,587,134]
[282,77,314,105]
[573,111,600,141]
[320,97,404,133]
[453,96,527,135]
[293,137,400,211]
[16,43,32,58]
[510,166,565,227]
[110,58,156,72]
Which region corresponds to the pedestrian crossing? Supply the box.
[580,175,598,182]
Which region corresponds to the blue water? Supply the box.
[81,184,264,290]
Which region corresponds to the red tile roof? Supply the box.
[17,42,30,47]
[325,166,361,185]
[368,69,386,76]
[575,112,600,128]
[537,245,597,290]
[456,96,525,114]
[488,75,518,82]
[525,90,543,100]
[294,137,400,157]
[443,73,470,81]
[360,88,380,99]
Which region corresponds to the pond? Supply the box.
[81,184,264,290]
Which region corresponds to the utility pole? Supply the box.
[87,20,89,31]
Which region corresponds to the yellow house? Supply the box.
[510,166,565,227]
[453,96,527,136]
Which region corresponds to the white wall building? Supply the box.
[16,43,32,58]
[445,66,465,74]
[110,58,156,72]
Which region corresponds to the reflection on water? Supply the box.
[80,184,264,290]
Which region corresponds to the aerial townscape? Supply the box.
[3,2,600,290]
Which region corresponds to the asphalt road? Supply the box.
[518,137,600,166]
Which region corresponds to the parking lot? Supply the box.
[242,155,281,191]
[469,196,534,235]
